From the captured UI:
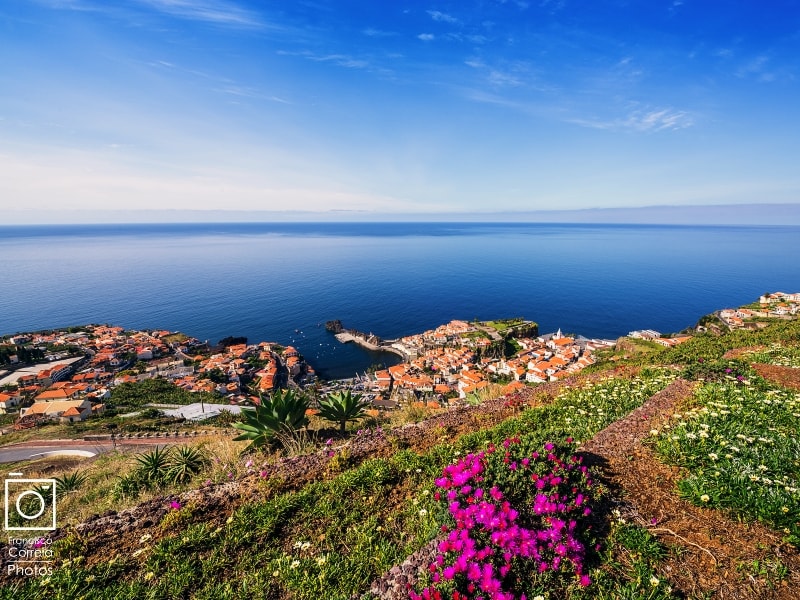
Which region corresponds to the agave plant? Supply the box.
[54,471,89,494]
[316,390,371,433]
[166,445,208,484]
[233,389,310,449]
[134,446,173,486]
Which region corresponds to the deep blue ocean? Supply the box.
[1,222,798,379]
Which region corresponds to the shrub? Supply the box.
[412,438,600,600]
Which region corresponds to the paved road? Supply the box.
[0,438,177,464]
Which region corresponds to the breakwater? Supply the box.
[327,321,408,360]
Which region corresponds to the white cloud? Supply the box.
[418,33,435,41]
[362,27,396,37]
[427,10,459,24]
[736,55,777,82]
[488,70,522,87]
[278,50,371,70]
[135,0,264,28]
[311,54,370,69]
[569,107,694,132]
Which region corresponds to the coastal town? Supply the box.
[1,291,798,433]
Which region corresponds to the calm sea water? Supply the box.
[1,222,798,379]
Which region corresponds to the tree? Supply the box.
[316,390,371,433]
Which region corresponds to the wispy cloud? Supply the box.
[488,70,523,87]
[418,33,435,41]
[311,54,369,69]
[135,0,264,28]
[214,86,291,104]
[362,27,396,37]
[277,50,371,70]
[570,106,694,132]
[736,55,777,82]
[427,10,459,24]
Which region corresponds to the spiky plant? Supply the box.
[166,445,208,484]
[316,390,371,433]
[54,471,89,494]
[233,389,310,450]
[134,446,173,486]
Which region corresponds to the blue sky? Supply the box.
[2,1,800,222]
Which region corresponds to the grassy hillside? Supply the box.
[2,320,799,599]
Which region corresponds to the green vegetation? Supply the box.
[3,314,800,598]
[656,320,800,366]
[2,369,679,599]
[115,445,209,499]
[162,332,189,345]
[650,378,800,545]
[166,446,210,484]
[54,471,89,494]
[0,344,45,365]
[316,390,371,433]
[484,318,538,339]
[233,389,310,450]
[461,329,491,340]
[743,343,800,368]
[109,378,222,409]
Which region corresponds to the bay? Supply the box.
[1,222,798,379]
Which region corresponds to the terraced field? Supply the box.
[2,322,800,600]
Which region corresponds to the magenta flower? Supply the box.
[170,500,181,510]
[412,438,596,600]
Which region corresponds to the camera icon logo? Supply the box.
[4,474,57,531]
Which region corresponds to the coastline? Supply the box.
[334,331,408,360]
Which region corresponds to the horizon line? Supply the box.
[3,202,800,226]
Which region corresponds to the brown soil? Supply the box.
[751,363,800,391]
[723,346,768,360]
[581,378,800,599]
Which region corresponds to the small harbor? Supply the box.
[327,320,408,360]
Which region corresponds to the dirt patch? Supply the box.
[751,363,800,391]
[581,378,800,599]
[723,346,768,360]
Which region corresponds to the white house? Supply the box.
[0,392,22,414]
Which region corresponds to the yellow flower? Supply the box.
[700,494,710,503]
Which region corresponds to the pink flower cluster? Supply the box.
[410,439,594,600]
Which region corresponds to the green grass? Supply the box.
[742,343,800,368]
[649,378,800,544]
[1,370,682,599]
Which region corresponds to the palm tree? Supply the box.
[316,390,371,433]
